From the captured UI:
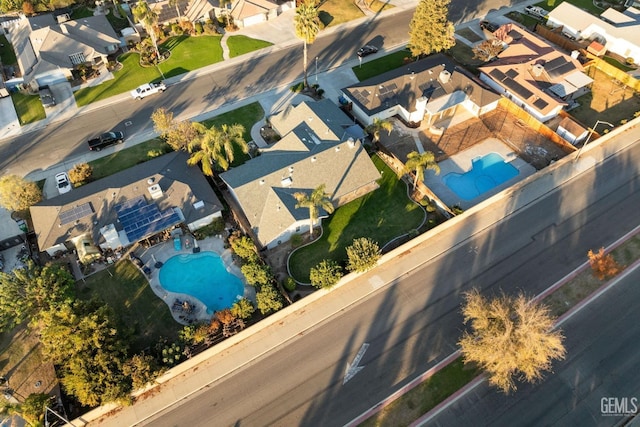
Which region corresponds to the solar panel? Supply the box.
[503,77,533,99]
[544,57,566,71]
[490,69,507,81]
[362,89,370,97]
[533,98,549,109]
[59,202,94,225]
[506,69,519,79]
[115,196,181,242]
[548,62,576,78]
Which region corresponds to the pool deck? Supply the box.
[134,236,253,325]
[425,138,537,210]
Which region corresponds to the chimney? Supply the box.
[531,63,544,77]
[438,70,451,84]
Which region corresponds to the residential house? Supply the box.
[30,152,223,261]
[547,2,640,65]
[4,14,120,89]
[183,0,294,28]
[220,99,381,249]
[479,23,593,122]
[341,54,501,128]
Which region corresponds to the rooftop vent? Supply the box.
[281,177,292,187]
[147,177,155,185]
[347,137,356,148]
[259,179,265,185]
[531,63,544,77]
[335,146,341,152]
[311,156,317,162]
[148,184,163,199]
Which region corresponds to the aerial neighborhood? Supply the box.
[0,0,637,425]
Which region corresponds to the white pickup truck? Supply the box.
[130,82,166,100]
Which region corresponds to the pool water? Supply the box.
[159,252,244,313]
[443,152,519,201]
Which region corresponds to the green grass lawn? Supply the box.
[227,35,273,58]
[0,34,16,65]
[74,35,223,106]
[353,49,413,81]
[319,0,364,28]
[288,155,424,282]
[11,91,45,125]
[158,35,223,78]
[89,138,172,179]
[78,260,181,353]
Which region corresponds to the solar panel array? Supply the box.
[533,98,549,110]
[59,202,94,225]
[351,89,371,106]
[502,77,533,99]
[544,57,576,78]
[115,195,181,242]
[506,68,519,79]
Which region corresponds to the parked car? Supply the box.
[524,5,549,19]
[55,172,72,195]
[479,20,500,33]
[87,131,125,151]
[130,82,166,100]
[39,86,56,108]
[357,45,379,57]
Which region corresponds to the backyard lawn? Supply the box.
[288,155,425,282]
[227,35,273,58]
[78,260,180,353]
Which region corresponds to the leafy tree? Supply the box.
[256,284,283,315]
[68,162,93,185]
[472,39,504,62]
[294,0,320,88]
[0,261,74,331]
[458,289,566,394]
[0,392,50,426]
[408,0,455,57]
[365,117,393,143]
[293,184,334,236]
[346,237,381,273]
[404,150,440,190]
[231,297,255,320]
[587,247,621,280]
[151,108,196,151]
[188,123,248,174]
[37,300,130,406]
[309,259,343,289]
[229,234,259,262]
[132,1,161,62]
[0,174,42,212]
[241,262,272,286]
[122,353,159,390]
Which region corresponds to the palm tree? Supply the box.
[132,1,161,62]
[365,117,393,143]
[294,0,320,88]
[404,150,440,190]
[293,184,335,236]
[187,123,248,175]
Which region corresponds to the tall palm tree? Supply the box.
[365,117,393,143]
[404,150,440,190]
[132,1,161,62]
[169,0,182,20]
[293,184,335,236]
[294,0,320,88]
[187,123,248,175]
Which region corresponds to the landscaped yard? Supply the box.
[227,35,273,58]
[158,35,224,78]
[288,155,425,282]
[319,0,364,28]
[78,260,180,353]
[352,49,413,81]
[89,138,171,180]
[10,92,45,125]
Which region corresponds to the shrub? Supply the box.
[256,284,284,315]
[171,23,183,35]
[282,276,297,292]
[231,298,255,319]
[241,262,272,286]
[587,247,621,280]
[316,89,325,97]
[310,259,343,289]
[68,163,93,185]
[229,235,259,262]
[194,21,204,34]
[346,237,381,273]
[290,233,303,247]
[290,82,304,93]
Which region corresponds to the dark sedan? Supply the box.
[357,45,378,57]
[479,20,499,33]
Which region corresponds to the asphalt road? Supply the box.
[423,263,640,427]
[139,126,640,426]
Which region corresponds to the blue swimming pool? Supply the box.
[159,252,244,313]
[443,152,519,201]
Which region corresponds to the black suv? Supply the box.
[480,20,500,33]
[87,131,125,151]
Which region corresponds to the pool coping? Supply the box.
[134,236,253,325]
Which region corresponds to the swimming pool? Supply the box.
[443,152,519,201]
[159,252,244,313]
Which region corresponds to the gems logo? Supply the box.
[601,397,638,416]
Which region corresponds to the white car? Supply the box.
[55,172,72,195]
